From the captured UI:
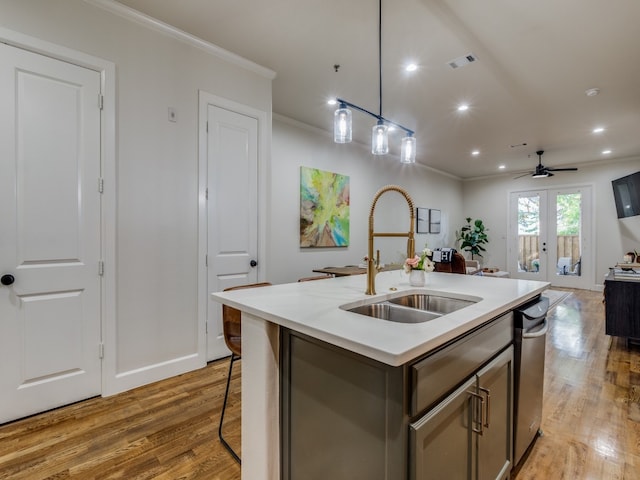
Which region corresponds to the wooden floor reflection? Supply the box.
[0,289,638,479]
[515,288,640,479]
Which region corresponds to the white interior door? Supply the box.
[0,44,102,423]
[206,105,259,360]
[509,186,591,289]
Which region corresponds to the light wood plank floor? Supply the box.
[0,288,638,479]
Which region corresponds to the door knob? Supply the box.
[250,260,258,267]
[1,274,15,286]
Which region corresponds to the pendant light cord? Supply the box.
[378,0,383,118]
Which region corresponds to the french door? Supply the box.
[508,186,592,289]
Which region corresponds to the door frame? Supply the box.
[507,183,595,290]
[197,90,270,360]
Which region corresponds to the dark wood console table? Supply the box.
[604,271,640,343]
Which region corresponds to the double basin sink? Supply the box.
[343,293,479,324]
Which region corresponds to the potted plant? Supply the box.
[457,217,489,260]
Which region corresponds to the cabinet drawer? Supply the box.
[410,312,513,416]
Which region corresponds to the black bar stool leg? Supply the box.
[218,354,241,464]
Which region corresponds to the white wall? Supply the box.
[0,0,272,394]
[269,116,464,284]
[462,157,640,289]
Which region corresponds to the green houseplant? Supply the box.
[457,217,489,260]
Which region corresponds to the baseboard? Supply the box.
[103,353,205,396]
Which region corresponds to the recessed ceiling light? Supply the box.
[498,165,506,170]
[471,150,480,156]
[592,127,605,134]
[602,149,612,155]
[327,98,337,105]
[405,63,418,72]
[585,87,600,97]
[457,104,469,112]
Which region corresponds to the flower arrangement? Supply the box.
[404,247,435,273]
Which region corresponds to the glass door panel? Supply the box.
[554,192,582,277]
[550,187,591,289]
[509,191,547,281]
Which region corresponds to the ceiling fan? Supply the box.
[515,150,578,179]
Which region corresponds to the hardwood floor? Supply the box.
[0,288,638,479]
[0,359,242,479]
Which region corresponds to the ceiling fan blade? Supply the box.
[514,171,534,179]
[546,167,578,172]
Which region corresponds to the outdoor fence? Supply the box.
[518,235,580,271]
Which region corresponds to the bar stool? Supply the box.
[219,282,272,464]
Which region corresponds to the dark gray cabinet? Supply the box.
[280,330,406,480]
[604,273,640,340]
[280,313,514,480]
[410,347,513,480]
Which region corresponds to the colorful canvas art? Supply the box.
[300,166,350,247]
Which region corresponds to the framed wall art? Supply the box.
[429,209,441,234]
[416,207,429,234]
[299,166,350,247]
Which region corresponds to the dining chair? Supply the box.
[219,281,272,464]
[434,252,467,274]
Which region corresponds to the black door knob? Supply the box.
[250,260,258,267]
[1,274,15,286]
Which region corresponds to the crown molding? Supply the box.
[82,0,276,80]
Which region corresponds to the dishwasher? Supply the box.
[513,295,549,467]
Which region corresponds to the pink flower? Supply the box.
[404,255,421,273]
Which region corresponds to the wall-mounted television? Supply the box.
[612,171,640,218]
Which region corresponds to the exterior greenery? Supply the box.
[517,193,581,235]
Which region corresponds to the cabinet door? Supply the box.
[410,377,476,480]
[476,347,513,480]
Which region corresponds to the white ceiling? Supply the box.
[115,0,640,179]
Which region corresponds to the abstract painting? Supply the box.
[300,166,350,247]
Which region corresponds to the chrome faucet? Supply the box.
[366,185,416,295]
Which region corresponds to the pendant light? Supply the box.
[400,134,416,164]
[333,102,352,143]
[372,121,389,155]
[333,0,416,163]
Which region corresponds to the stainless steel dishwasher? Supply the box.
[513,295,549,467]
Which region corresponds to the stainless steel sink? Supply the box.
[345,293,477,323]
[387,294,475,314]
[347,302,442,323]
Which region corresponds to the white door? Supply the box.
[0,44,102,423]
[509,186,591,289]
[509,190,549,282]
[206,105,259,360]
[547,186,592,289]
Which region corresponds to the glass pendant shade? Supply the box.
[400,134,416,164]
[333,105,352,143]
[371,121,389,155]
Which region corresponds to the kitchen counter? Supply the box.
[211,271,548,366]
[210,271,549,479]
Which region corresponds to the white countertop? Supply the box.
[211,271,549,366]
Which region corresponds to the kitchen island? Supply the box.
[211,271,548,479]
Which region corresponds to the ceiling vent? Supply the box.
[448,53,478,69]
